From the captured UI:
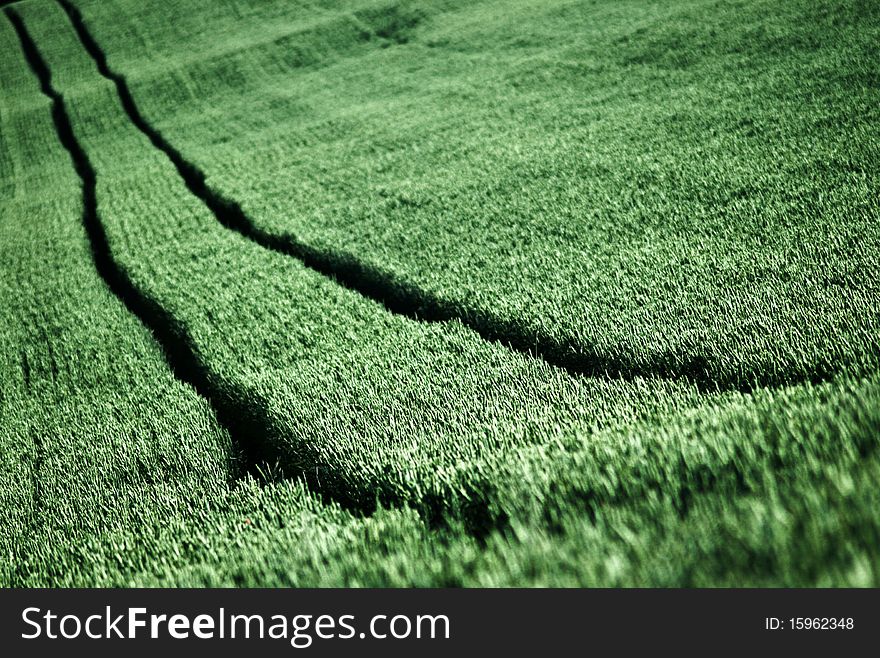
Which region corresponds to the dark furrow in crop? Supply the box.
[28,425,43,537]
[19,350,31,390]
[7,7,507,538]
[54,0,757,394]
[4,6,280,491]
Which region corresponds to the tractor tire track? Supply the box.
[5,6,286,494]
[9,7,509,535]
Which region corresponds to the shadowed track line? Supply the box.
[4,6,287,493]
[55,0,747,394]
[7,5,513,535]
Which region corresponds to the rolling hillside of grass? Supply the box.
[69,0,880,390]
[1,0,878,586]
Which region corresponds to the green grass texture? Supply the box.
[71,0,880,390]
[1,0,878,586]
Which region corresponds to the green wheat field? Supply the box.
[1,0,878,587]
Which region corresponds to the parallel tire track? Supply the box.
[5,6,284,492]
[8,7,496,530]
